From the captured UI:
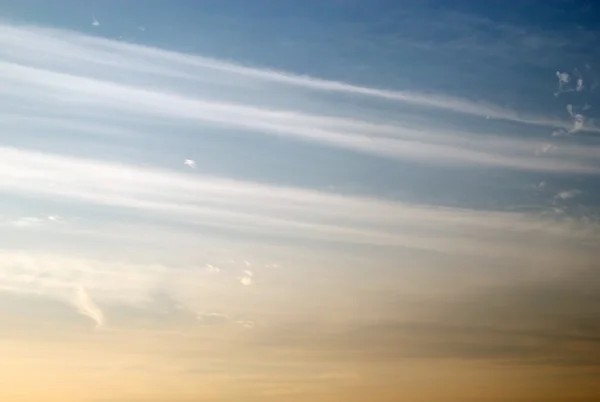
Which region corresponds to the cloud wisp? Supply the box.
[1,22,599,175]
[73,285,104,328]
[1,146,598,256]
[0,23,572,127]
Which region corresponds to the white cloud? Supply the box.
[570,114,585,133]
[10,216,44,228]
[184,159,196,169]
[196,312,228,325]
[554,189,581,201]
[5,22,563,128]
[555,71,571,96]
[205,264,220,274]
[91,17,100,27]
[567,104,574,117]
[236,320,255,329]
[0,147,597,257]
[73,285,104,328]
[2,60,598,173]
[239,276,253,286]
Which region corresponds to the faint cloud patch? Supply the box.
[73,285,104,328]
[9,215,63,228]
[10,217,44,228]
[196,312,228,326]
[554,189,581,202]
[205,264,220,274]
[555,71,570,96]
[239,275,253,286]
[236,320,255,329]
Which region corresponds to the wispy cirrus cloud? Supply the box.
[1,146,598,257]
[73,285,104,328]
[1,22,599,176]
[0,22,567,127]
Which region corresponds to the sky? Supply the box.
[0,0,600,401]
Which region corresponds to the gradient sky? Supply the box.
[1,1,600,401]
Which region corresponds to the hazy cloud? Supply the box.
[196,312,228,326]
[73,285,104,328]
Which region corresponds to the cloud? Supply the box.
[2,61,599,174]
[184,159,196,169]
[0,22,566,129]
[10,216,44,228]
[0,146,598,257]
[571,113,585,133]
[236,320,255,329]
[534,143,557,156]
[249,264,600,368]
[0,250,167,309]
[73,285,104,328]
[239,276,253,286]
[196,312,228,326]
[205,264,220,274]
[554,189,581,201]
[7,215,62,228]
[91,17,100,27]
[2,22,599,177]
[556,71,570,95]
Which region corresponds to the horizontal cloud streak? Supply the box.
[0,146,597,257]
[0,22,581,131]
[1,22,599,175]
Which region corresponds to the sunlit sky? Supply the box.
[1,1,600,401]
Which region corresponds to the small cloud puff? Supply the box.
[554,189,581,201]
[92,17,100,27]
[557,71,570,84]
[570,114,585,133]
[184,159,196,169]
[239,275,253,286]
[205,264,220,274]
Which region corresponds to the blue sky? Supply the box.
[1,1,600,401]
